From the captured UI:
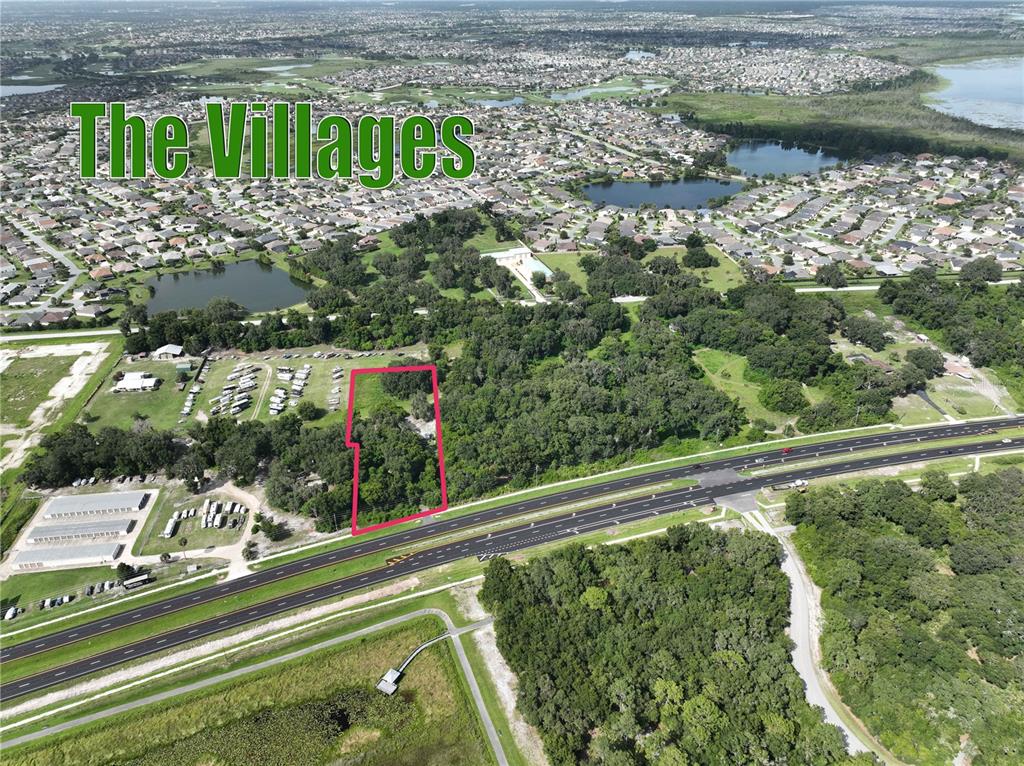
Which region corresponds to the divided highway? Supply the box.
[1,417,1022,701]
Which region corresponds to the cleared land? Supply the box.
[646,245,747,292]
[3,618,495,766]
[537,252,589,290]
[0,356,76,428]
[694,347,824,427]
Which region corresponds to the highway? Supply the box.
[1,417,1021,701]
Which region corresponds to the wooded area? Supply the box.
[787,469,1024,765]
[480,525,871,766]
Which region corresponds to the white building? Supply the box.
[153,343,184,359]
[115,371,159,392]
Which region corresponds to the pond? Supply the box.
[727,140,842,177]
[255,64,314,74]
[550,85,634,101]
[0,83,65,98]
[145,259,312,314]
[582,178,743,209]
[929,57,1024,131]
[471,96,525,108]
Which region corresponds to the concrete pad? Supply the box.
[714,490,759,514]
[694,467,743,488]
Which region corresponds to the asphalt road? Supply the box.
[1,417,1021,701]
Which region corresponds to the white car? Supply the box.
[1002,438,1013,444]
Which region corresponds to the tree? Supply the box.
[959,256,1002,284]
[481,527,848,766]
[682,246,719,269]
[905,347,945,378]
[295,400,325,421]
[815,264,847,288]
[759,379,809,413]
[531,271,548,290]
[920,469,957,502]
[840,316,891,351]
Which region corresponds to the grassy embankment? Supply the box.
[4,617,496,766]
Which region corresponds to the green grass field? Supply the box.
[4,618,495,766]
[0,565,120,613]
[890,394,945,426]
[0,356,76,427]
[646,245,747,293]
[694,347,824,427]
[656,79,1024,162]
[537,252,589,289]
[84,360,191,431]
[859,35,1024,66]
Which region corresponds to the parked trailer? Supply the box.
[160,518,179,538]
[122,574,153,590]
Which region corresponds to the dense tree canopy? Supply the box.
[786,470,1024,765]
[480,525,859,766]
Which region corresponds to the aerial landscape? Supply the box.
[0,1,1022,764]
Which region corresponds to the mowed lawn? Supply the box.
[0,355,75,427]
[4,618,496,766]
[84,361,191,431]
[646,246,747,293]
[537,252,590,290]
[0,564,116,613]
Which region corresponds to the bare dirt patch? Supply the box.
[455,582,549,765]
[0,342,110,471]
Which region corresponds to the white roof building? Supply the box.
[43,491,150,518]
[115,371,159,392]
[26,518,133,544]
[13,542,123,570]
[153,343,184,359]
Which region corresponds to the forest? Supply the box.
[479,524,870,766]
[640,276,940,432]
[27,212,978,527]
[787,469,1024,765]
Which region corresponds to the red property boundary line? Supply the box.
[345,364,448,536]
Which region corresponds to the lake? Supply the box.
[727,140,842,177]
[582,178,743,209]
[0,83,64,98]
[930,57,1024,131]
[471,96,524,107]
[550,85,634,101]
[145,260,311,314]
